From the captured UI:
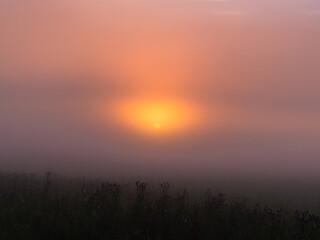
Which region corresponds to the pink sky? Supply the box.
[0,0,320,177]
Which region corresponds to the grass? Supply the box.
[0,172,319,240]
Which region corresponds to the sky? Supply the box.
[0,0,320,177]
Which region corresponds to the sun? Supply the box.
[118,98,197,134]
[153,122,161,129]
[95,97,199,135]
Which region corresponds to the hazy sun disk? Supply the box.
[116,99,197,134]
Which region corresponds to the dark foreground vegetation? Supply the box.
[0,173,320,240]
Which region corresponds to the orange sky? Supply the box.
[0,0,320,177]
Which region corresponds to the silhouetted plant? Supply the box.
[0,173,319,240]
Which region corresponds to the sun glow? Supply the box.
[96,98,199,135]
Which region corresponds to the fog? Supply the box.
[0,0,320,178]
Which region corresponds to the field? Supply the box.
[0,172,320,240]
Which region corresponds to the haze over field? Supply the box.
[0,0,320,177]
